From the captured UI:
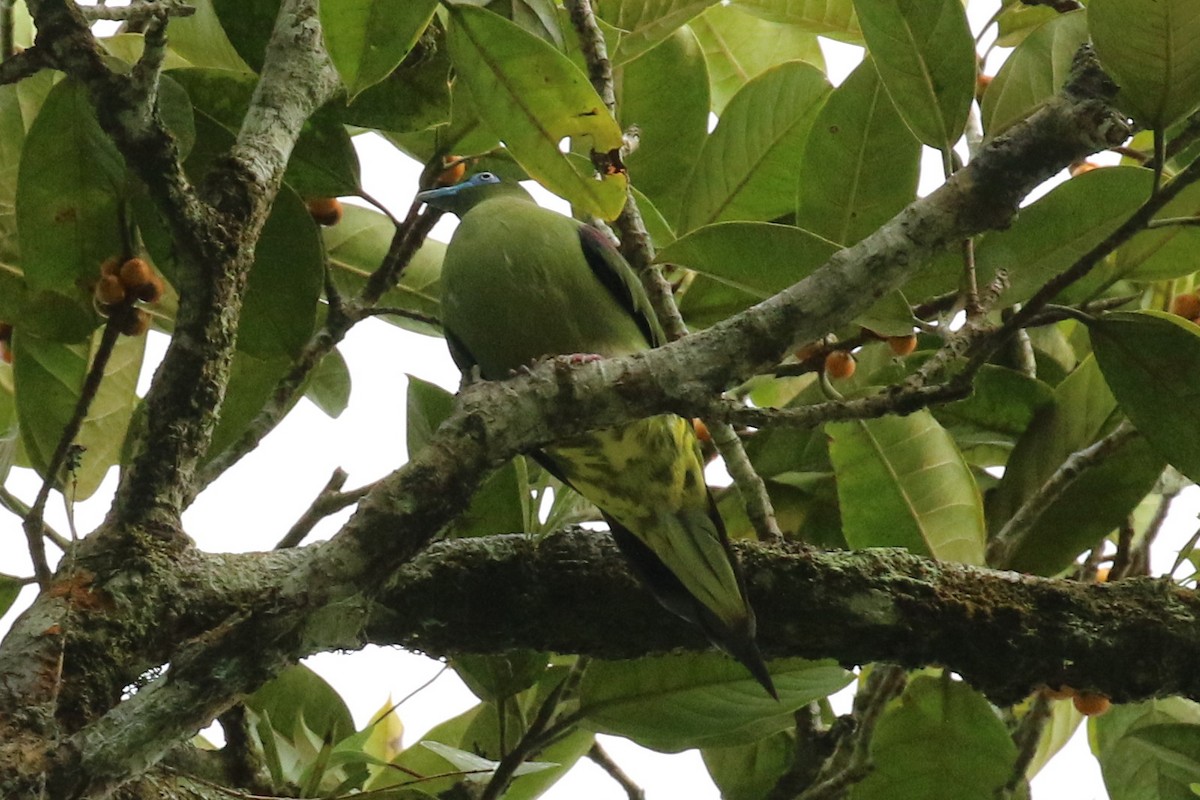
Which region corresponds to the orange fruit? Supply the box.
[1171,293,1200,320]
[100,256,122,278]
[1069,161,1100,177]
[306,197,343,226]
[435,157,468,188]
[888,334,918,357]
[134,273,165,304]
[692,418,712,442]
[119,258,154,291]
[824,350,856,379]
[95,274,127,306]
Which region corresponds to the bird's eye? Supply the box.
[477,172,498,183]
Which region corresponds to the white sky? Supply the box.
[2,4,1194,797]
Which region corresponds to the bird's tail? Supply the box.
[608,520,777,699]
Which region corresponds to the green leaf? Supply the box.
[446,5,627,220]
[406,375,529,537]
[341,36,451,133]
[678,61,830,233]
[321,0,437,99]
[211,0,279,73]
[850,676,1017,800]
[246,664,356,744]
[305,348,351,418]
[1089,0,1200,130]
[0,69,54,266]
[579,654,853,752]
[1023,697,1082,781]
[172,68,361,197]
[164,0,252,72]
[16,78,123,306]
[729,0,862,43]
[657,222,838,327]
[934,365,1054,440]
[453,651,548,703]
[981,11,1088,136]
[1094,698,1200,800]
[616,27,710,225]
[598,0,721,65]
[828,409,986,565]
[702,731,795,800]
[916,166,1153,309]
[796,57,921,247]
[1090,311,1200,484]
[205,350,291,462]
[986,355,1164,575]
[323,204,443,336]
[994,0,1058,48]
[0,574,21,619]
[691,4,824,115]
[1113,180,1200,283]
[850,0,975,151]
[12,328,145,500]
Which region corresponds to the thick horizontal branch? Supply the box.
[372,531,1200,707]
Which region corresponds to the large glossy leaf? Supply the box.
[1094,698,1200,800]
[795,57,921,247]
[597,0,721,64]
[579,653,852,752]
[850,676,1016,800]
[238,188,323,358]
[986,356,1164,575]
[172,68,360,198]
[304,348,351,418]
[246,664,357,744]
[702,731,795,800]
[850,0,975,151]
[341,34,451,134]
[690,3,824,114]
[678,61,830,232]
[446,5,627,220]
[16,78,122,315]
[828,409,986,565]
[1089,0,1200,130]
[323,204,443,336]
[657,222,838,327]
[163,0,252,71]
[730,0,862,43]
[204,350,292,462]
[210,0,279,73]
[1112,180,1200,283]
[12,328,145,500]
[981,11,1088,136]
[321,0,437,99]
[0,70,54,266]
[616,27,710,225]
[1090,311,1200,484]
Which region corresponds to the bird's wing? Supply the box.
[577,225,667,349]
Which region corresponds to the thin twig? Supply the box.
[987,420,1141,568]
[24,315,124,586]
[709,422,782,542]
[586,743,644,800]
[276,469,371,549]
[1002,690,1054,795]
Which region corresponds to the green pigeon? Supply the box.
[417,172,774,696]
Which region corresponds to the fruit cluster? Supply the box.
[95,256,164,337]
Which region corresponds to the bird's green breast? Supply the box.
[440,196,650,379]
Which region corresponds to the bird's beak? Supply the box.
[414,183,464,209]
